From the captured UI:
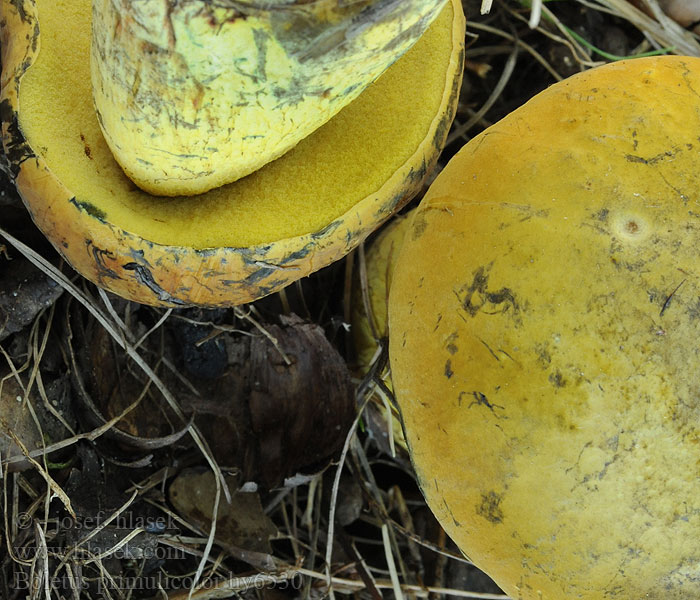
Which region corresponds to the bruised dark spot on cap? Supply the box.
[535,343,551,367]
[594,208,609,222]
[445,331,459,355]
[80,134,93,160]
[444,359,453,379]
[412,213,428,240]
[477,491,504,524]
[70,197,106,221]
[458,265,520,322]
[549,370,566,388]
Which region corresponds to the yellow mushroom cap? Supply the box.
[1,0,464,307]
[389,56,700,599]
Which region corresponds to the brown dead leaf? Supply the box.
[61,445,163,562]
[67,305,191,449]
[0,373,74,471]
[0,255,62,341]
[188,314,356,488]
[169,470,277,569]
[69,304,356,488]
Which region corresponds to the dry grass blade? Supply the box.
[528,0,543,27]
[324,395,369,595]
[33,520,51,600]
[357,242,380,342]
[511,5,600,66]
[482,0,542,28]
[162,567,301,600]
[233,306,292,365]
[466,22,564,81]
[58,490,138,567]
[480,0,494,15]
[0,229,223,478]
[579,0,700,55]
[133,307,172,350]
[298,565,513,598]
[97,287,134,343]
[381,523,404,599]
[0,423,75,519]
[0,227,231,599]
[374,375,397,457]
[0,396,169,469]
[447,44,518,145]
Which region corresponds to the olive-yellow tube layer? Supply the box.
[1,0,464,307]
[389,56,700,599]
[92,0,447,196]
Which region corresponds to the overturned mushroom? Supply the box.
[1,0,465,307]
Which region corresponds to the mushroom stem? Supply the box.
[91,0,448,196]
